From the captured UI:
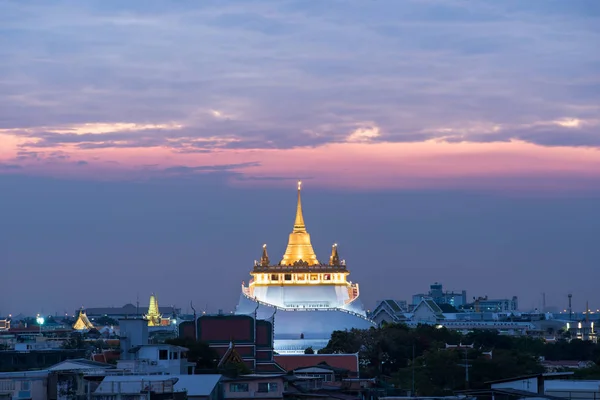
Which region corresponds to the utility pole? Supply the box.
[465,347,469,389]
[412,344,415,396]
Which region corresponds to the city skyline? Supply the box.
[1,1,599,314]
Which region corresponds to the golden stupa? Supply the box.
[144,294,162,327]
[280,181,319,265]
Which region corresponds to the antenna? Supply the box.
[542,292,546,313]
[568,293,573,321]
[190,301,197,341]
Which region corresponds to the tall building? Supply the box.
[412,282,467,309]
[236,182,375,353]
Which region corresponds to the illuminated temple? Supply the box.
[236,182,375,353]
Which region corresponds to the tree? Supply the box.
[304,347,315,354]
[165,337,219,370]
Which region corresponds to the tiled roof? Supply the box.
[274,354,359,374]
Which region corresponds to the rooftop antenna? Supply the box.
[136,293,140,317]
[542,292,546,313]
[190,301,197,341]
[568,293,573,321]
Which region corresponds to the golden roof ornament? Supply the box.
[144,293,162,327]
[280,181,319,265]
[329,243,340,266]
[260,244,270,266]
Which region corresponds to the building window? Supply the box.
[230,383,249,392]
[310,274,318,281]
[284,274,292,281]
[324,274,331,280]
[297,274,305,280]
[0,381,15,391]
[173,352,179,359]
[159,350,168,360]
[258,382,278,392]
[271,274,279,281]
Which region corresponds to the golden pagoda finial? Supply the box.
[293,180,306,232]
[281,181,318,265]
[144,293,162,326]
[329,243,340,266]
[261,244,270,266]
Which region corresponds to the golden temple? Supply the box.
[144,294,162,327]
[280,181,319,266]
[73,309,95,331]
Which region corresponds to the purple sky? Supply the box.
[0,0,599,316]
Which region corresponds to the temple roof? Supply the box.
[73,309,95,331]
[280,181,319,266]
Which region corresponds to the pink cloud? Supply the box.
[2,137,600,192]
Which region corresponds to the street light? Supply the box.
[36,314,45,335]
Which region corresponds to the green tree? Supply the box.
[165,337,219,370]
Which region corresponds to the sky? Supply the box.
[0,0,599,316]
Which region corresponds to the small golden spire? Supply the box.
[145,293,162,326]
[329,243,340,266]
[281,181,318,265]
[261,244,270,266]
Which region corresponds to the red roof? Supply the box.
[274,354,359,374]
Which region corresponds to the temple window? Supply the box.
[310,274,318,281]
[324,274,331,280]
[284,274,292,281]
[297,274,305,280]
[271,274,279,281]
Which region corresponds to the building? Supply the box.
[463,296,519,312]
[236,182,375,353]
[83,303,180,321]
[144,293,174,327]
[370,300,408,326]
[412,282,467,309]
[480,372,600,400]
[73,308,95,331]
[222,374,286,400]
[274,354,359,378]
[179,313,285,374]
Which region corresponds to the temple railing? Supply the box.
[252,264,348,273]
[240,286,374,323]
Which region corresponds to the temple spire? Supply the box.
[261,244,270,266]
[281,181,318,265]
[145,293,162,326]
[293,181,306,232]
[329,243,340,266]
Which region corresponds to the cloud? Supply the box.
[347,125,381,143]
[0,0,598,185]
[0,163,23,170]
[162,161,261,175]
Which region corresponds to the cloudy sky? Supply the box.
[1,0,599,316]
